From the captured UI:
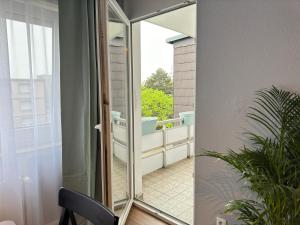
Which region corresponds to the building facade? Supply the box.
[167,35,196,117]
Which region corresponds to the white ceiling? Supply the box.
[146,4,196,38]
[108,4,196,40]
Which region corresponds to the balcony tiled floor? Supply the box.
[112,157,194,224]
[142,158,194,224]
[113,156,128,202]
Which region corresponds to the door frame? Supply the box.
[130,2,196,225]
[96,0,134,224]
[96,0,112,209]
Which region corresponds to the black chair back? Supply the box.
[58,187,119,225]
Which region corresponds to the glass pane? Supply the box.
[30,24,53,78]
[108,6,130,217]
[133,5,196,224]
[6,19,30,79]
[6,19,53,129]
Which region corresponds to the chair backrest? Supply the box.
[58,187,119,225]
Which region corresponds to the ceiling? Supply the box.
[108,4,196,40]
[146,4,196,38]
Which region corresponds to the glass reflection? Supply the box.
[108,6,129,217]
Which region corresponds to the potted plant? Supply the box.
[202,86,300,224]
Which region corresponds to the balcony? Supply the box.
[112,114,194,224]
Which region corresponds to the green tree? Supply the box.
[141,88,173,120]
[144,68,173,95]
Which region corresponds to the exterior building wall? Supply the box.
[172,37,196,117]
[11,77,50,128]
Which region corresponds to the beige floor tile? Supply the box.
[142,158,194,224]
[113,157,194,224]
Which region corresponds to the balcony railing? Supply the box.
[112,115,194,175]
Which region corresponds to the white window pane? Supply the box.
[6,19,30,79]
[31,24,52,78]
[6,19,53,128]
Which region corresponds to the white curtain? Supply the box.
[0,0,61,224]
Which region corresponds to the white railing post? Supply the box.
[187,124,191,158]
[162,124,167,168]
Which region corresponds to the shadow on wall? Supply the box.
[197,162,256,225]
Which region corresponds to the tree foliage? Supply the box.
[144,68,173,95]
[202,86,300,225]
[141,87,173,121]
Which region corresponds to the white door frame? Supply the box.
[96,0,133,224]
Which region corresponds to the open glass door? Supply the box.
[98,1,195,224]
[97,0,133,223]
[107,1,132,218]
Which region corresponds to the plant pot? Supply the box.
[111,111,121,121]
[179,111,194,126]
[142,117,157,135]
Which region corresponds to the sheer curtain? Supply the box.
[0,0,61,224]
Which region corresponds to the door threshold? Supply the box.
[131,200,189,225]
[118,200,133,225]
[125,204,168,225]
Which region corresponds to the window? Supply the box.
[5,19,54,128]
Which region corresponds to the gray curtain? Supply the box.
[59,0,101,200]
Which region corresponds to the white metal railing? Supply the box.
[112,117,126,126]
[112,116,194,175]
[157,118,182,127]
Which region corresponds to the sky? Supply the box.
[140,21,180,82]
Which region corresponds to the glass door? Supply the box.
[97,0,133,223]
[107,2,132,218]
[98,1,195,224]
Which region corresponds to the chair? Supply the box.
[58,187,119,225]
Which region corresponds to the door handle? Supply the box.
[95,124,102,132]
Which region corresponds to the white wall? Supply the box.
[195,0,300,224]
